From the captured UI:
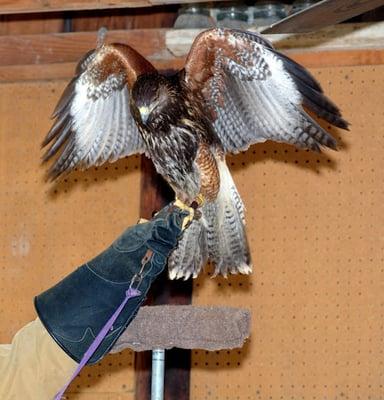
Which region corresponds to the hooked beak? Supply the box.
[138,106,151,124]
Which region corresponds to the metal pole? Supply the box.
[151,349,165,400]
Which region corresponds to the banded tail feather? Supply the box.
[168,159,252,280]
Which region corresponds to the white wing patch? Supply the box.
[213,39,340,152]
[263,49,301,105]
[43,65,144,178]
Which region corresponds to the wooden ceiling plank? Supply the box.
[0,59,186,82]
[0,0,220,15]
[2,49,384,83]
[1,24,384,83]
[1,23,383,68]
[0,29,169,66]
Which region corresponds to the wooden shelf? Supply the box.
[1,23,384,82]
[0,0,222,15]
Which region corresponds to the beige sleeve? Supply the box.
[0,318,78,400]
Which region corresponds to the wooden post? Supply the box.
[135,155,192,400]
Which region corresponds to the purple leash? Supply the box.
[54,287,141,400]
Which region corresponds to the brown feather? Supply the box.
[41,42,149,178]
[183,28,348,154]
[195,144,220,202]
[185,30,254,91]
[184,29,263,119]
[91,44,156,89]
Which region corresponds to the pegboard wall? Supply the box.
[0,63,383,400]
[0,80,141,399]
[191,65,384,400]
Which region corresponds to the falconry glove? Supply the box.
[34,202,193,364]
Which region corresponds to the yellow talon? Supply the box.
[194,193,205,207]
[174,198,194,230]
[174,198,190,211]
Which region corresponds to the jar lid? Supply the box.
[178,4,211,16]
[217,8,249,22]
[254,1,287,17]
[292,0,319,13]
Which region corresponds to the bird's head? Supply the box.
[131,73,175,126]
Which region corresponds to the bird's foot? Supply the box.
[174,197,191,211]
[174,198,195,230]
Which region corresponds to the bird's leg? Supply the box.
[190,193,205,209]
[173,192,205,220]
[188,193,205,220]
[174,197,193,212]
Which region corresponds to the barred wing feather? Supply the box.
[184,28,348,154]
[42,44,152,180]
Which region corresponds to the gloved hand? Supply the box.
[34,201,193,364]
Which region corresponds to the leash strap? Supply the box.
[54,287,141,400]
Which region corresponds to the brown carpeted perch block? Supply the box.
[111,305,251,352]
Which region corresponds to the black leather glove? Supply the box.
[34,202,193,364]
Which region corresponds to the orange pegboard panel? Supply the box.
[0,80,140,399]
[1,63,384,400]
[191,65,384,400]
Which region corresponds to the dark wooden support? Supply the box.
[135,155,192,400]
[0,0,224,15]
[2,26,384,82]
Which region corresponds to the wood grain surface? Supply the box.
[135,157,192,400]
[0,0,224,14]
[1,24,384,82]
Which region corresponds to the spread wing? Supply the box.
[183,28,349,154]
[42,43,156,179]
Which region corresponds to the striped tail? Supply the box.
[168,159,252,280]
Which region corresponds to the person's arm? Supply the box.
[0,201,193,400]
[0,318,77,400]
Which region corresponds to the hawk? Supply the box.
[42,28,348,280]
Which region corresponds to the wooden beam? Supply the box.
[0,12,65,35]
[0,60,186,82]
[1,23,384,66]
[136,156,192,400]
[0,0,224,15]
[3,47,384,83]
[165,22,384,57]
[289,48,384,68]
[2,49,384,84]
[0,29,170,66]
[1,24,384,83]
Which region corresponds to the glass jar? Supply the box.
[291,0,320,14]
[253,1,288,27]
[216,5,249,29]
[174,4,215,29]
